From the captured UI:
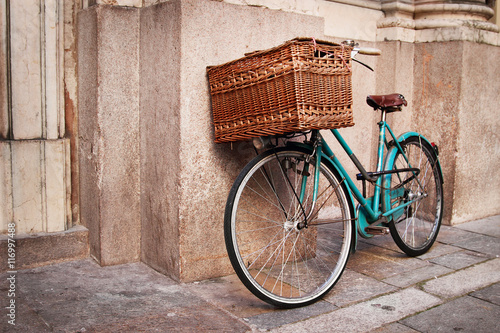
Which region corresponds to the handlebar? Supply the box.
[342,40,380,71]
[355,47,381,56]
[342,40,381,56]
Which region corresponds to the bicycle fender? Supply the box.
[386,132,443,180]
[382,132,444,215]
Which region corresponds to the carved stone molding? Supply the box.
[378,0,499,43]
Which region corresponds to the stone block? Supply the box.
[452,42,500,223]
[274,288,441,332]
[78,5,141,266]
[44,140,71,232]
[0,142,13,231]
[471,282,500,306]
[139,0,182,280]
[412,41,500,224]
[347,246,429,280]
[422,258,500,298]
[325,269,397,307]
[245,301,337,330]
[456,215,500,237]
[139,0,333,282]
[9,0,42,139]
[0,225,89,271]
[1,140,70,234]
[11,141,43,233]
[401,296,500,333]
[429,250,490,270]
[451,234,500,257]
[382,264,452,288]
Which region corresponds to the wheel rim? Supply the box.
[228,150,352,305]
[391,141,442,251]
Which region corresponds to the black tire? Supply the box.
[224,147,355,308]
[386,136,443,256]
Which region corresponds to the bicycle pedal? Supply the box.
[365,226,390,235]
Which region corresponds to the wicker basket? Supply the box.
[207,37,354,143]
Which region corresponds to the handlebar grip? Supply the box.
[357,47,381,56]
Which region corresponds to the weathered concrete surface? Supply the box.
[4,215,498,332]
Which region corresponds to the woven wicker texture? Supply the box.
[207,38,354,143]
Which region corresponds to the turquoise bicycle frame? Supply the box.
[289,116,443,240]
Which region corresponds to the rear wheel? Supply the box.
[386,137,443,256]
[224,147,354,308]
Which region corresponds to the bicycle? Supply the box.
[223,41,444,308]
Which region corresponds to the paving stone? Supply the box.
[452,234,500,257]
[5,259,250,332]
[382,263,452,288]
[347,246,429,280]
[471,282,500,306]
[88,305,250,332]
[358,235,400,252]
[185,274,276,318]
[2,216,498,333]
[400,296,500,333]
[0,296,52,332]
[324,269,397,307]
[370,322,420,333]
[416,242,461,260]
[455,215,500,238]
[271,288,441,333]
[423,258,500,298]
[245,300,336,330]
[437,225,478,245]
[429,250,491,270]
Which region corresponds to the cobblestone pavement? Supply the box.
[1,215,499,332]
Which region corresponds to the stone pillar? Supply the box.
[377,0,500,224]
[412,42,500,224]
[139,0,332,282]
[0,0,71,234]
[77,5,141,265]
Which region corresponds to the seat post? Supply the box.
[380,109,387,124]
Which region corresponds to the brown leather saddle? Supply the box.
[366,94,407,112]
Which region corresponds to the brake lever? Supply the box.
[352,58,374,71]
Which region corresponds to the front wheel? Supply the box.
[224,147,355,308]
[385,136,443,257]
